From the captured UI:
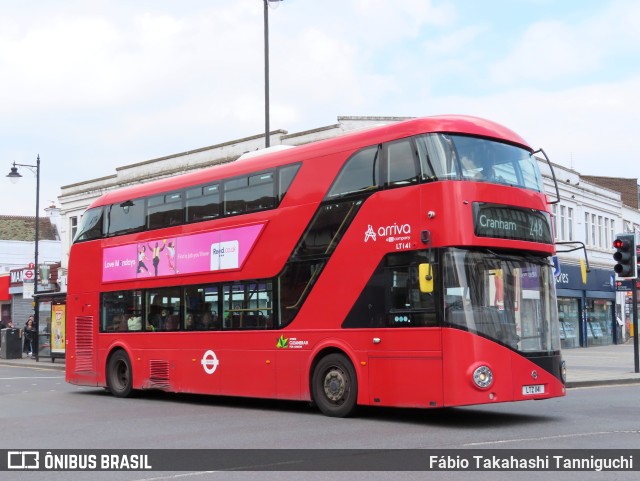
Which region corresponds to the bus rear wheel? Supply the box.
[107,350,133,398]
[312,353,358,417]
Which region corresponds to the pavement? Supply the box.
[1,342,639,388]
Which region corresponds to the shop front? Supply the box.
[0,274,10,324]
[555,263,616,349]
[33,292,66,362]
[7,265,66,361]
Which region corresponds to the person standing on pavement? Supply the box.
[23,316,36,357]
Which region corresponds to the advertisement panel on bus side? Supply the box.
[102,223,265,282]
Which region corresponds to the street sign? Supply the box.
[23,281,34,299]
[23,269,35,282]
[615,279,634,292]
[616,279,634,292]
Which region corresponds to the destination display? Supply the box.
[473,203,552,244]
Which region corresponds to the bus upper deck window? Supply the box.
[383,139,419,187]
[326,147,379,198]
[73,207,104,242]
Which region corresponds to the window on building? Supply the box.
[554,205,574,242]
[599,216,605,248]
[70,216,78,242]
[584,212,590,246]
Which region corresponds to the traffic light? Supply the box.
[613,234,637,279]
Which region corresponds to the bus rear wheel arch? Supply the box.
[311,352,358,417]
[106,349,134,398]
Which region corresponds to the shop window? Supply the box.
[586,299,613,347]
[558,298,580,349]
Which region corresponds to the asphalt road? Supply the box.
[1,364,639,481]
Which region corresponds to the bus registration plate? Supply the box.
[522,384,544,395]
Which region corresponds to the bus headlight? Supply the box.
[561,360,567,383]
[472,365,493,389]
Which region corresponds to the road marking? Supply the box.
[133,472,221,480]
[461,429,640,447]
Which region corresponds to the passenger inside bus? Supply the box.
[164,314,179,330]
[185,313,196,330]
[108,315,125,331]
[127,315,142,331]
[197,312,215,330]
[460,155,492,180]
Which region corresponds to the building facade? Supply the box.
[0,209,62,328]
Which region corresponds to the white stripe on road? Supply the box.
[461,429,640,446]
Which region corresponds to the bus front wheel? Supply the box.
[312,353,358,417]
[107,350,133,398]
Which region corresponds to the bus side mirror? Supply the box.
[418,263,434,293]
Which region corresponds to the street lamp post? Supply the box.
[264,0,282,148]
[7,155,41,360]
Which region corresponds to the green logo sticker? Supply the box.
[276,335,289,348]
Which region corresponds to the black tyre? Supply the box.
[312,353,358,417]
[107,350,134,398]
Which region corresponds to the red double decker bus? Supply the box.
[66,115,565,417]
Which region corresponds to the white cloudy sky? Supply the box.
[1,0,639,216]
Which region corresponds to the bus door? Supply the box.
[366,259,443,408]
[216,282,276,398]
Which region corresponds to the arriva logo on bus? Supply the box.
[364,223,412,250]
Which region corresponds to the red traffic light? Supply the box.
[613,238,628,249]
[613,234,637,279]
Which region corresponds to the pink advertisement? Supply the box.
[102,223,265,282]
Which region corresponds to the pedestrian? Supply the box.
[23,316,36,357]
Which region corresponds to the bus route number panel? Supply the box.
[473,202,553,244]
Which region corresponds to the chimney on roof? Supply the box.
[44,203,61,238]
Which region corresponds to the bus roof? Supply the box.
[89,115,531,209]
